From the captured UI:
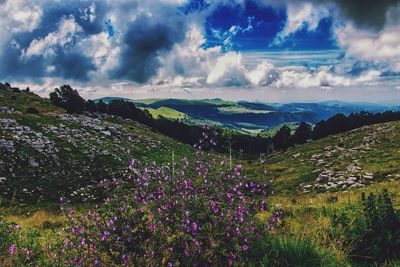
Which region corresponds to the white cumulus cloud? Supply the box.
[335,23,400,72]
[272,2,330,46]
[22,16,83,58]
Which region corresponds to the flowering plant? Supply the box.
[61,129,270,266]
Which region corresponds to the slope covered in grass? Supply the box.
[244,120,400,195]
[2,87,400,266]
[146,107,186,119]
[0,88,193,205]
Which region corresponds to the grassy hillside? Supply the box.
[146,107,186,119]
[2,88,400,266]
[0,89,193,205]
[146,98,236,107]
[0,89,63,114]
[3,88,400,202]
[99,97,396,133]
[243,120,400,195]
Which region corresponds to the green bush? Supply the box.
[249,236,341,267]
[25,107,39,114]
[331,189,400,263]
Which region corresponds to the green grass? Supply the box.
[145,107,186,119]
[0,89,194,206]
[241,121,400,194]
[0,89,63,113]
[131,98,236,107]
[3,88,400,266]
[132,98,166,105]
[265,236,345,267]
[218,105,274,114]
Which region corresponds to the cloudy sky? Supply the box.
[1,0,400,103]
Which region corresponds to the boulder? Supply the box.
[363,175,373,180]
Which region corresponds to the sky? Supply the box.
[1,0,400,104]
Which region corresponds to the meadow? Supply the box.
[1,88,400,266]
[1,129,400,266]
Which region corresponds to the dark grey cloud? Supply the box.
[2,0,397,88]
[0,43,47,82]
[259,0,400,30]
[39,0,108,35]
[0,0,105,82]
[334,0,400,30]
[0,43,96,82]
[0,0,190,84]
[110,14,187,83]
[52,50,97,81]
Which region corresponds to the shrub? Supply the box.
[249,236,341,267]
[26,107,39,114]
[0,218,37,266]
[60,129,270,266]
[49,85,86,113]
[0,217,18,259]
[331,189,400,263]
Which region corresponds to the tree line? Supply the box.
[49,85,400,157]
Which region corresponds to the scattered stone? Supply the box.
[0,139,15,153]
[350,183,365,189]
[292,153,301,158]
[101,130,112,137]
[29,159,39,168]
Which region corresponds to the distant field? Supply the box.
[146,107,186,119]
[137,98,236,106]
[261,123,298,136]
[133,98,166,105]
[217,106,274,114]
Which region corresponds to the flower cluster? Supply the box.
[267,208,286,230]
[61,130,270,266]
[0,219,46,266]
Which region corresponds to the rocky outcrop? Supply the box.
[300,124,399,194]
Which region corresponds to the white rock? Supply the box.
[29,159,39,167]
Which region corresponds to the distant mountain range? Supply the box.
[96,97,400,133]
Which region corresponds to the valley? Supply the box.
[98,97,398,134]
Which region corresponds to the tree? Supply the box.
[107,100,136,118]
[311,120,328,140]
[96,100,108,113]
[312,113,349,140]
[26,107,39,114]
[326,113,349,135]
[273,125,292,150]
[85,100,98,112]
[49,85,86,113]
[291,122,311,145]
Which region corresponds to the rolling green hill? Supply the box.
[96,96,397,134]
[0,88,192,205]
[2,86,400,266]
[3,88,400,206]
[243,120,400,195]
[146,107,186,119]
